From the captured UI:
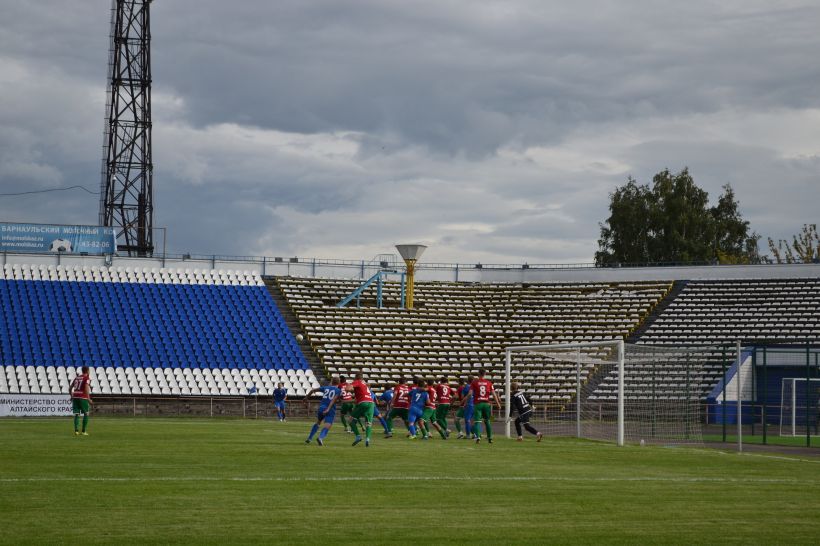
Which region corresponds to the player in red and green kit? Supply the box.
[386,377,411,435]
[465,369,501,444]
[434,376,454,438]
[422,378,447,439]
[344,372,375,447]
[338,375,355,433]
[69,366,93,436]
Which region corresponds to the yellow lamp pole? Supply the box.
[405,258,417,309]
[395,244,427,310]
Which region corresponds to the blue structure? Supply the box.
[706,346,820,426]
[0,279,307,371]
[336,269,406,309]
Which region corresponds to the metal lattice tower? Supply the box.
[99,0,153,256]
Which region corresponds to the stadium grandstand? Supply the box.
[1,253,818,419]
[274,276,671,399]
[0,263,318,400]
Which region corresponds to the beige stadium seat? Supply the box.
[274,276,673,398]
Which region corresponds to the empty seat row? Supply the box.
[0,264,264,286]
[0,365,319,397]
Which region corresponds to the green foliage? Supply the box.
[595,178,652,265]
[711,184,762,264]
[2,418,820,545]
[596,169,760,266]
[768,224,820,264]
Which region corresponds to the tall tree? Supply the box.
[596,169,759,266]
[595,178,652,265]
[647,168,713,263]
[768,224,820,263]
[711,184,762,264]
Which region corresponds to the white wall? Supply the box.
[479,263,820,283]
[723,354,755,402]
[2,251,818,283]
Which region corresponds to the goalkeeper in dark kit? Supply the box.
[510,382,543,442]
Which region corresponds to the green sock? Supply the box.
[73,415,80,432]
[386,418,393,433]
[438,426,447,439]
[365,424,372,441]
[455,420,462,433]
[473,421,481,438]
[350,418,360,437]
[82,414,89,433]
[341,415,349,430]
[485,420,492,440]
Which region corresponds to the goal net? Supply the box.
[504,341,734,445]
[779,378,820,437]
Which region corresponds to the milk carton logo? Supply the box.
[49,238,73,253]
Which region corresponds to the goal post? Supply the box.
[505,341,729,446]
[779,378,820,437]
[505,340,625,445]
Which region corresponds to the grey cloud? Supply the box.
[149,1,820,154]
[1,1,819,265]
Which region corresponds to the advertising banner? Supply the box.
[0,222,116,255]
[0,394,73,417]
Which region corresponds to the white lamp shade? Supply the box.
[395,244,427,262]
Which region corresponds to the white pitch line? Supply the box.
[0,476,817,485]
[737,452,820,464]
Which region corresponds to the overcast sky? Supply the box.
[1,1,818,264]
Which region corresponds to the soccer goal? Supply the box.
[504,341,731,446]
[779,378,820,437]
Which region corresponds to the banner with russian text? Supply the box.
[0,394,73,417]
[0,222,116,255]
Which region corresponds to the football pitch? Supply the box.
[2,418,819,545]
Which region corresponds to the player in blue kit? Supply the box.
[303,377,342,446]
[370,388,392,437]
[376,387,394,438]
[273,383,288,422]
[407,378,429,439]
[377,386,394,409]
[458,376,477,439]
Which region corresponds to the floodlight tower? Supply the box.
[99,0,154,256]
[395,244,427,310]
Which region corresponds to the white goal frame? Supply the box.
[505,340,625,446]
[779,377,820,437]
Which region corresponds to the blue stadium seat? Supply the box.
[0,279,308,375]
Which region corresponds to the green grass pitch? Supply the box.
[2,418,819,545]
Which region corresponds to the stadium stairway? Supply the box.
[263,277,328,385]
[626,280,689,344]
